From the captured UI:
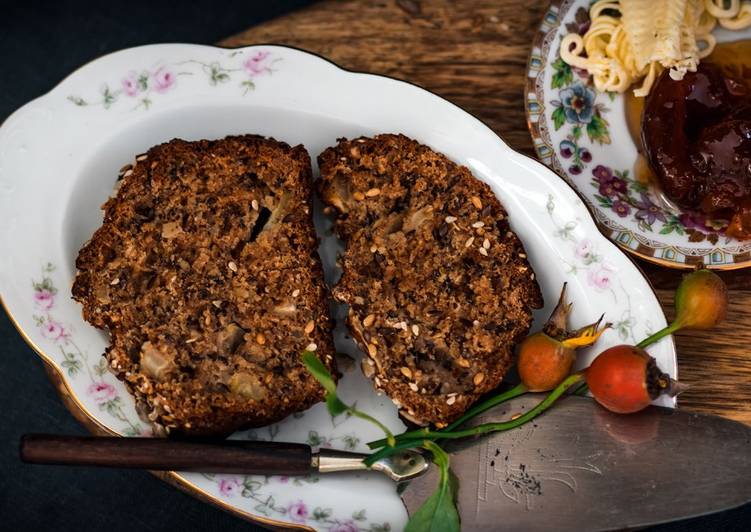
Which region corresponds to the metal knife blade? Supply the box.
[400,395,751,531]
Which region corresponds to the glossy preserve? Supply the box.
[642,62,751,238]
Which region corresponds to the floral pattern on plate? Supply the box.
[67,50,279,110]
[208,473,391,532]
[526,0,751,268]
[32,263,147,436]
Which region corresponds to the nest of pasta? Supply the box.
[560,0,751,96]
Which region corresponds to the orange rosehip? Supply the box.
[674,269,728,330]
[518,283,609,392]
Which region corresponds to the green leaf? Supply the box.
[551,106,566,130]
[572,125,582,140]
[326,394,348,417]
[659,225,674,235]
[138,73,149,90]
[550,58,573,89]
[94,358,108,376]
[302,351,395,445]
[301,351,337,394]
[342,434,360,450]
[593,194,612,208]
[312,507,332,521]
[586,114,611,144]
[306,430,324,447]
[404,442,460,532]
[67,95,88,106]
[241,80,256,95]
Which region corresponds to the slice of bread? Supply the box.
[318,134,542,426]
[73,135,335,436]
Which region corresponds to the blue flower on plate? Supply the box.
[559,83,595,124]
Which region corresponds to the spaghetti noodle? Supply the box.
[560,0,751,97]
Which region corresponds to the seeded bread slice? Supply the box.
[318,134,542,426]
[73,135,335,436]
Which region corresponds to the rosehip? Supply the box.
[586,345,684,414]
[518,284,609,392]
[674,269,728,330]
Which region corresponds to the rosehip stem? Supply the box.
[444,382,528,432]
[366,383,528,450]
[636,321,682,349]
[362,439,428,467]
[365,373,584,462]
[573,382,589,396]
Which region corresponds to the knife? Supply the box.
[20,395,751,530]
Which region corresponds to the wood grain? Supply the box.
[223,0,751,424]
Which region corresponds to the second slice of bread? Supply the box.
[319,134,542,426]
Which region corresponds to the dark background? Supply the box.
[0,1,748,530]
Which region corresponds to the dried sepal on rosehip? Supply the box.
[586,345,686,414]
[518,283,610,392]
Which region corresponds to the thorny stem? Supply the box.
[636,321,682,349]
[366,383,528,450]
[366,373,585,462]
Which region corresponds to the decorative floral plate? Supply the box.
[526,0,751,269]
[0,44,675,531]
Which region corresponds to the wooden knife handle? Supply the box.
[20,434,314,475]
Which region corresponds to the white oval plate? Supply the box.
[526,0,751,269]
[0,44,675,531]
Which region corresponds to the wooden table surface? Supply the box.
[223,0,751,424]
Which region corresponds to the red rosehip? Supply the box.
[586,345,684,414]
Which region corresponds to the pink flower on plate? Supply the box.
[121,72,140,96]
[34,289,55,310]
[40,320,69,342]
[575,238,593,259]
[287,501,308,523]
[152,66,176,93]
[87,381,116,403]
[277,475,290,484]
[329,520,360,532]
[588,262,617,291]
[218,477,242,498]
[243,50,272,76]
